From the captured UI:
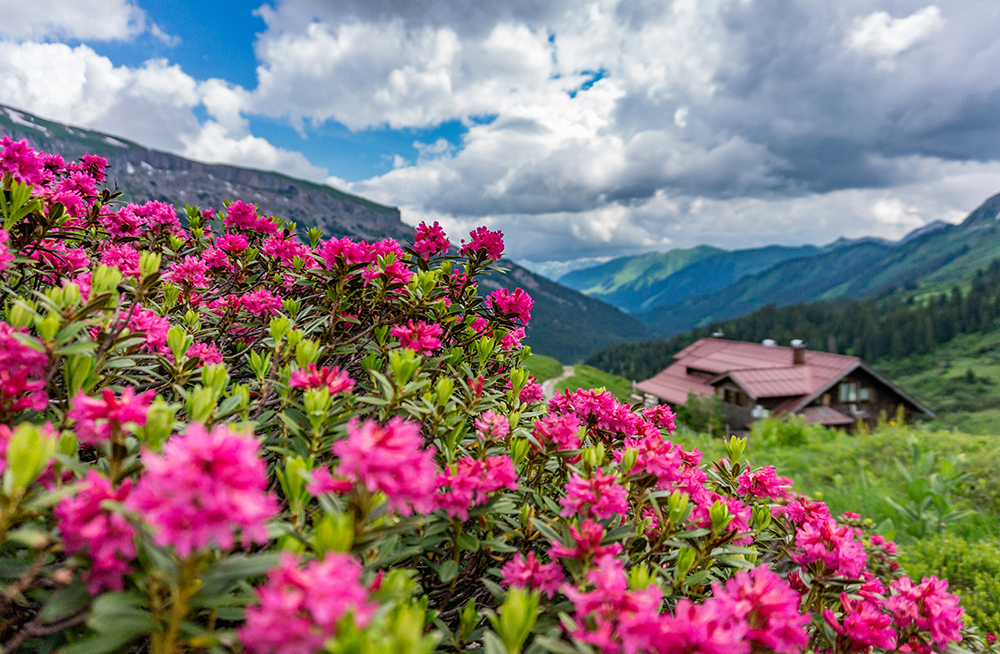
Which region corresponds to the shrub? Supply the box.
[0,137,978,654]
[675,390,726,437]
[902,535,1000,634]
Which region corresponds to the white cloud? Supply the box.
[0,0,146,41]
[846,6,944,59]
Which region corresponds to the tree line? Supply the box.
[586,258,1000,381]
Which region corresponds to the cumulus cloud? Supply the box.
[846,6,944,59]
[0,0,146,41]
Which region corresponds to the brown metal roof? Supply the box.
[799,405,856,426]
[634,366,715,406]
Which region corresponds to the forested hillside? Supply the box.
[587,257,1000,383]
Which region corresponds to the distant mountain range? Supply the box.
[560,195,1000,338]
[0,104,650,363]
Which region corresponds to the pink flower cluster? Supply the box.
[241,552,377,654]
[288,364,354,395]
[642,404,676,433]
[737,465,793,499]
[262,234,313,267]
[0,229,12,272]
[185,341,223,364]
[474,409,510,441]
[0,322,49,415]
[241,288,284,316]
[501,551,565,598]
[712,565,810,654]
[164,255,210,288]
[436,455,518,520]
[1,137,46,184]
[533,413,582,450]
[413,220,450,258]
[459,226,504,259]
[823,592,897,652]
[332,417,438,516]
[550,519,623,561]
[559,470,629,520]
[223,201,278,235]
[391,319,444,355]
[887,575,964,649]
[790,516,867,578]
[128,424,278,557]
[55,471,136,594]
[486,287,534,325]
[125,305,170,353]
[100,243,141,278]
[67,386,154,445]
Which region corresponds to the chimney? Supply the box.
[791,339,805,365]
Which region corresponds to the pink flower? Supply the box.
[0,229,13,272]
[562,555,662,654]
[317,236,374,270]
[533,413,582,450]
[459,226,504,259]
[474,410,510,441]
[642,405,676,434]
[262,234,313,267]
[55,471,136,594]
[391,319,444,355]
[306,466,352,496]
[560,470,630,520]
[499,326,525,350]
[288,364,354,395]
[217,233,249,253]
[68,387,155,445]
[100,243,141,277]
[823,593,897,652]
[184,342,223,365]
[656,597,750,654]
[437,455,518,520]
[519,378,544,404]
[887,575,964,649]
[241,288,283,316]
[413,221,450,258]
[127,423,278,557]
[711,565,809,654]
[486,287,534,325]
[241,552,377,654]
[501,552,565,598]
[333,418,438,516]
[791,517,868,578]
[550,519,622,561]
[737,465,793,499]
[0,425,9,475]
[0,137,46,185]
[126,305,170,353]
[164,255,209,287]
[0,322,49,415]
[223,201,277,234]
[102,204,147,239]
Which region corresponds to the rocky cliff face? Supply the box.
[0,104,409,242]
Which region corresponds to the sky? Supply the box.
[1,0,999,278]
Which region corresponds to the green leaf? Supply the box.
[191,553,281,606]
[439,559,459,583]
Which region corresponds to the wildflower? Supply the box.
[125,305,170,353]
[306,465,352,496]
[533,413,582,450]
[711,565,810,654]
[241,552,377,654]
[550,519,623,561]
[437,455,518,520]
[127,423,278,557]
[0,322,49,414]
[643,405,677,433]
[185,342,223,365]
[887,575,964,649]
[486,287,534,325]
[501,552,565,598]
[55,471,135,594]
[0,229,13,272]
[737,465,793,499]
[474,409,510,441]
[241,288,283,316]
[823,593,897,652]
[200,246,230,270]
[68,386,155,446]
[223,200,277,235]
[317,236,374,270]
[791,517,868,578]
[217,233,249,253]
[656,597,750,654]
[459,226,504,259]
[164,255,209,287]
[262,234,313,267]
[560,470,630,520]
[0,137,46,184]
[519,377,544,404]
[499,326,525,350]
[100,243,140,277]
[102,204,147,239]
[391,319,443,355]
[413,221,450,258]
[332,418,438,516]
[288,364,354,395]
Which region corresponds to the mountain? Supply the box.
[638,193,1000,337]
[0,104,650,363]
[559,244,824,312]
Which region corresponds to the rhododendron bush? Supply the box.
[0,137,979,654]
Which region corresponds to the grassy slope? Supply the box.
[558,245,722,297]
[555,365,634,402]
[524,354,565,382]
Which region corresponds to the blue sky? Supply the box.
[1,0,999,275]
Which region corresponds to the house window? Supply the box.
[838,382,858,402]
[859,387,871,402]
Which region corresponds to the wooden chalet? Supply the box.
[634,338,935,433]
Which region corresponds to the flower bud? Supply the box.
[139,251,162,278]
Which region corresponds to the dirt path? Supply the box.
[542,365,576,400]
